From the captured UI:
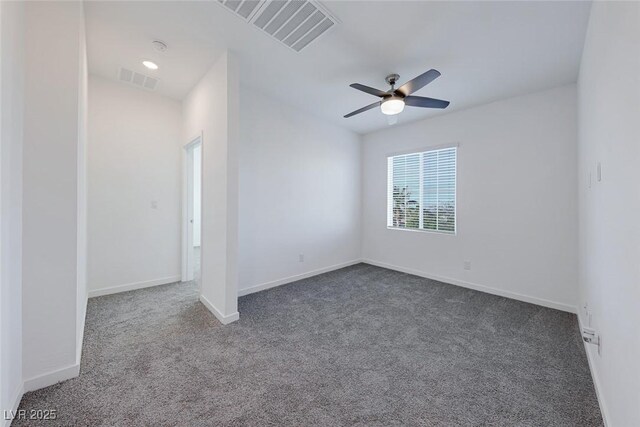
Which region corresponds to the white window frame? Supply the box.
[387,143,458,235]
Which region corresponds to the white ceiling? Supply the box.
[85,1,592,134]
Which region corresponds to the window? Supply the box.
[387,146,457,234]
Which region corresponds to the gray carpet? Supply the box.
[16,264,602,426]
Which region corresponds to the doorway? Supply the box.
[182,136,202,284]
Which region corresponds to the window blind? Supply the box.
[387,147,457,234]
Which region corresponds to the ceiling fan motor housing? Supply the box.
[382,74,404,115]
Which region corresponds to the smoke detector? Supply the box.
[152,40,168,52]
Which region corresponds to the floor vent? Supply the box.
[216,0,338,52]
[118,67,160,91]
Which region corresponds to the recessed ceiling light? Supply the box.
[142,60,158,70]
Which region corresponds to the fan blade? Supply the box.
[396,69,441,96]
[404,96,450,109]
[349,83,388,97]
[344,101,381,118]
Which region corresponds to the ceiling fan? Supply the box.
[344,69,450,118]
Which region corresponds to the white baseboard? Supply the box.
[362,259,577,313]
[76,293,87,363]
[577,313,610,426]
[199,294,239,325]
[3,383,24,427]
[238,259,362,297]
[88,275,181,298]
[22,363,80,393]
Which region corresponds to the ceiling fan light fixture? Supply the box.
[381,97,405,115]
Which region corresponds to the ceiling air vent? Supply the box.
[216,0,338,52]
[217,0,264,20]
[118,68,160,91]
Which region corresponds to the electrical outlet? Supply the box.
[463,261,471,271]
[151,200,158,209]
[298,254,304,263]
[582,326,601,355]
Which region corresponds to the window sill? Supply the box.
[386,226,456,236]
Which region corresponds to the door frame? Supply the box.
[181,133,202,283]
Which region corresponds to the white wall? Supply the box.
[193,144,201,247]
[238,87,362,294]
[87,76,182,296]
[577,2,640,425]
[21,0,87,388]
[362,85,578,312]
[76,1,88,369]
[183,51,240,322]
[0,0,25,420]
